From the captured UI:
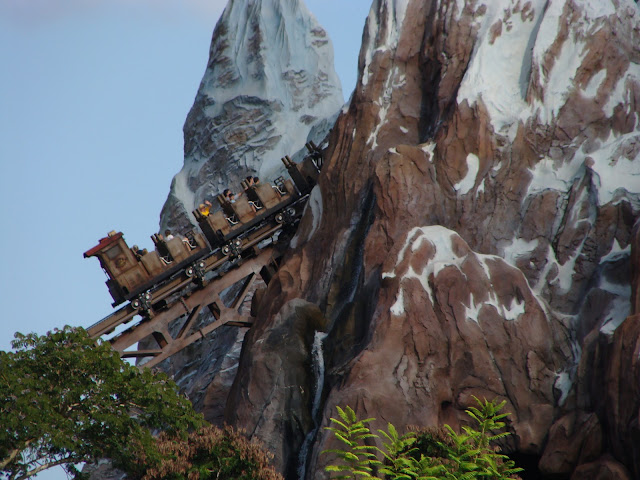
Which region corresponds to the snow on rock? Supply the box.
[456,0,541,133]
[456,0,638,142]
[453,153,479,194]
[360,0,410,87]
[384,226,530,323]
[179,0,640,477]
[159,0,343,232]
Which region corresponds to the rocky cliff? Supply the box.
[160,0,640,479]
[159,0,343,234]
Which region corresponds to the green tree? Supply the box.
[0,326,204,480]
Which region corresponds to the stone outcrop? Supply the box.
[159,0,343,234]
[152,0,342,431]
[221,0,640,478]
[153,0,640,479]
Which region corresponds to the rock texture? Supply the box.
[156,0,640,479]
[151,0,342,433]
[220,0,640,478]
[159,0,343,234]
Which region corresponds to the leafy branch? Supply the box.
[322,398,523,480]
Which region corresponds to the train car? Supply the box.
[84,230,208,307]
[194,177,299,250]
[194,147,322,250]
[282,141,323,195]
[85,146,323,310]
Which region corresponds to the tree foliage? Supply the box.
[322,406,381,479]
[322,397,523,480]
[0,326,204,480]
[132,424,284,480]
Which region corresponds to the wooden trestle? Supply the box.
[88,247,279,368]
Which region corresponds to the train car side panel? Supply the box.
[140,251,165,276]
[255,184,281,209]
[231,197,256,223]
[117,263,151,295]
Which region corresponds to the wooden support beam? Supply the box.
[87,304,137,338]
[177,304,203,339]
[231,273,256,310]
[106,247,276,367]
[122,349,163,358]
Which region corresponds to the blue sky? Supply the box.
[0,0,370,478]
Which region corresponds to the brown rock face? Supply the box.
[222,0,640,479]
[570,455,632,480]
[158,0,343,235]
[539,411,603,476]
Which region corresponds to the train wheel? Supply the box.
[222,245,231,256]
[275,213,284,223]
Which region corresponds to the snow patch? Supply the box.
[580,0,617,20]
[367,66,406,149]
[454,153,480,195]
[526,156,582,195]
[383,226,466,305]
[583,69,606,98]
[457,0,542,133]
[554,371,572,406]
[361,0,407,88]
[477,178,486,197]
[502,237,539,268]
[600,239,630,263]
[463,255,525,323]
[390,288,405,316]
[455,0,630,136]
[421,142,436,160]
[575,131,640,205]
[385,226,526,323]
[604,63,640,117]
[599,275,631,336]
[538,35,587,124]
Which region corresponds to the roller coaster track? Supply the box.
[86,147,323,366]
[87,225,284,367]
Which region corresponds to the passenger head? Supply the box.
[253,177,260,184]
[246,175,254,185]
[164,229,171,236]
[223,188,231,198]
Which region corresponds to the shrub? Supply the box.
[133,425,284,480]
[322,397,523,480]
